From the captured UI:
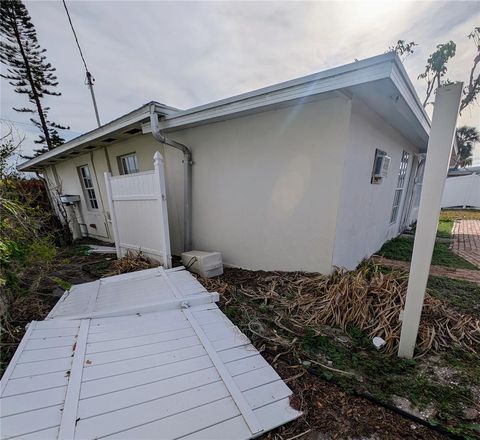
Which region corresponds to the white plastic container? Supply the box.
[181,250,223,278]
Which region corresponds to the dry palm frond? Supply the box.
[104,250,156,276]
[201,263,479,356]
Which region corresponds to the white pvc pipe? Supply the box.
[149,107,192,252]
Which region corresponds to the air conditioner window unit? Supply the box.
[379,155,391,177]
[373,155,391,179]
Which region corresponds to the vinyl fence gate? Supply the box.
[104,151,172,268]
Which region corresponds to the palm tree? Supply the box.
[454,126,479,169]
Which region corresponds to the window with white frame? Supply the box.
[78,165,99,210]
[390,150,410,223]
[119,153,139,175]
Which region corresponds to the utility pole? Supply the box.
[86,71,101,127]
[63,0,101,127]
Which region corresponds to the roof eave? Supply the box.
[17,102,176,172]
[18,53,431,171]
[155,53,399,130]
[389,56,431,135]
[144,53,430,149]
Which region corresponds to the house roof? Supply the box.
[17,101,175,172]
[18,52,430,172]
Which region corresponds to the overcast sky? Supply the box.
[1,0,479,163]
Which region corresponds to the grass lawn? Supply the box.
[437,218,454,239]
[4,242,478,439]
[378,236,477,269]
[428,276,480,314]
[408,217,453,239]
[440,209,480,221]
[408,209,479,239]
[436,209,480,239]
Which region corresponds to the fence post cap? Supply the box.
[153,151,164,163]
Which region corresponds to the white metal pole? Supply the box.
[154,152,172,269]
[398,82,463,358]
[104,172,121,259]
[86,71,101,127]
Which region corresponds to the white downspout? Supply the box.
[149,105,192,252]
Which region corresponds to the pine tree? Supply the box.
[0,0,69,158]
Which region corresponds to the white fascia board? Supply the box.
[163,53,397,120]
[141,91,345,134]
[153,57,395,131]
[17,102,176,171]
[390,59,431,134]
[17,107,149,171]
[144,53,428,137]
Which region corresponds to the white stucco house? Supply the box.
[18,52,431,273]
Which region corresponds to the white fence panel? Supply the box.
[105,152,172,267]
[441,173,480,209]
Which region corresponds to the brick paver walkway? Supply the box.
[451,219,480,268]
[372,256,480,284]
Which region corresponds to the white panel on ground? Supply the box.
[1,269,300,439]
[46,267,217,320]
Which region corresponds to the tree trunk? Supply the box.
[7,7,52,150]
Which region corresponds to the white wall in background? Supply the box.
[442,173,480,208]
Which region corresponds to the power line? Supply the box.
[62,0,101,127]
[62,0,88,73]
